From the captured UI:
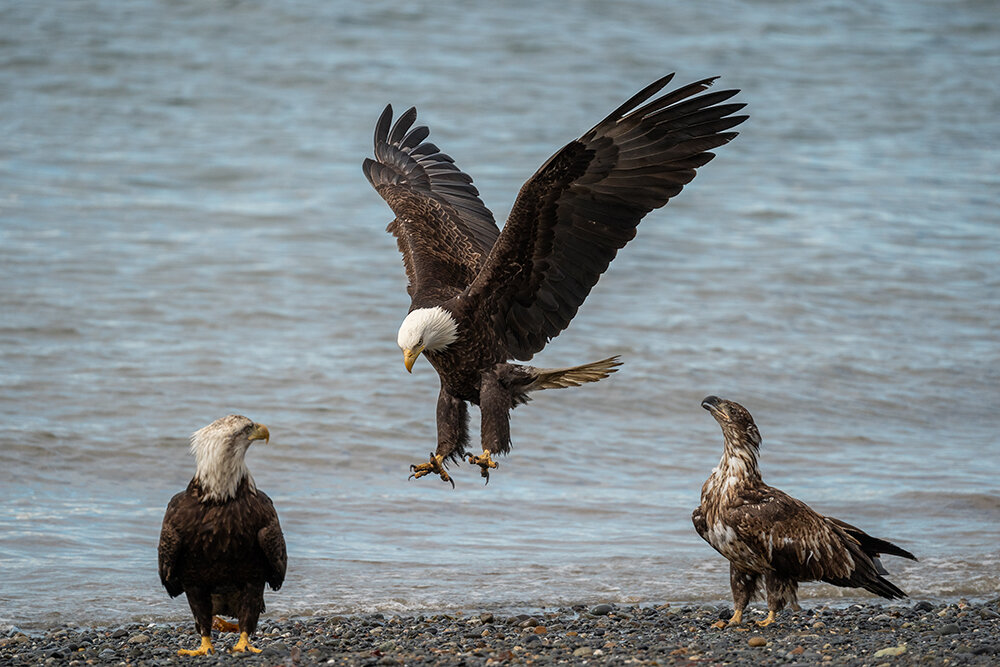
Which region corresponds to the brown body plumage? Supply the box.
[158,416,286,655]
[364,74,747,483]
[692,396,916,627]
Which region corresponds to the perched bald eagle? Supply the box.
[158,415,287,655]
[693,396,916,627]
[364,74,746,485]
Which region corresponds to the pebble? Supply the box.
[748,636,767,647]
[937,622,961,635]
[589,603,614,616]
[873,644,907,658]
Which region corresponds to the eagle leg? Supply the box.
[177,636,213,656]
[467,450,499,484]
[231,631,262,654]
[408,452,455,488]
[212,617,239,633]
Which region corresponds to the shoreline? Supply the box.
[3,599,998,665]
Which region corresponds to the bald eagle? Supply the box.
[692,396,916,627]
[363,74,746,485]
[158,415,287,655]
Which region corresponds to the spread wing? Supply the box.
[157,493,186,598]
[465,74,747,360]
[255,491,287,591]
[363,106,500,306]
[730,486,909,598]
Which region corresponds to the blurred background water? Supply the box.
[1,0,998,629]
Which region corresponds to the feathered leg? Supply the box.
[760,572,797,627]
[471,372,511,483]
[714,565,758,628]
[409,388,467,487]
[231,584,264,654]
[178,589,214,656]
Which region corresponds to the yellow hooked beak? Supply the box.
[403,346,424,373]
[248,423,270,444]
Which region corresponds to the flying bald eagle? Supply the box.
[158,415,287,655]
[693,396,917,627]
[363,74,746,485]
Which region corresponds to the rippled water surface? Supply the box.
[2,0,998,629]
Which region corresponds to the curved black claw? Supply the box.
[467,451,499,485]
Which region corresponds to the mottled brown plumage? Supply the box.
[158,416,286,655]
[692,396,916,627]
[364,75,746,483]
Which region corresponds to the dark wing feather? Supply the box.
[363,105,500,304]
[157,492,186,598]
[465,74,747,359]
[254,491,287,591]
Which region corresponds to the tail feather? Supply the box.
[526,356,622,391]
[827,517,918,561]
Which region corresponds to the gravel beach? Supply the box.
[3,599,998,666]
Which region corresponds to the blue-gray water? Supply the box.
[2,0,998,630]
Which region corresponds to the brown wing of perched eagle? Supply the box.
[363,74,747,485]
[692,396,916,627]
[158,415,287,655]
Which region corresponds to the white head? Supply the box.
[190,414,270,502]
[397,306,459,372]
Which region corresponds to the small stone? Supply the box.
[533,626,547,634]
[573,646,594,657]
[937,623,960,635]
[790,645,805,655]
[914,600,933,612]
[589,604,614,616]
[813,621,826,629]
[979,608,1000,620]
[111,629,127,639]
[873,645,907,658]
[479,613,494,624]
[748,636,767,647]
[127,634,149,644]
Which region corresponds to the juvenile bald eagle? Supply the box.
[363,74,746,484]
[158,415,287,655]
[692,396,916,627]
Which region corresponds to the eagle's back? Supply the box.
[158,477,286,598]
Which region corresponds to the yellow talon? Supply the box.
[231,631,262,654]
[756,610,777,627]
[409,453,454,488]
[713,608,743,629]
[467,450,498,483]
[178,636,213,656]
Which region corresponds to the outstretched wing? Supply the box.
[363,106,500,305]
[465,74,747,360]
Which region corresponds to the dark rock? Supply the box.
[937,622,961,635]
[914,600,934,612]
[590,604,614,616]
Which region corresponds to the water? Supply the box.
[2,0,998,629]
